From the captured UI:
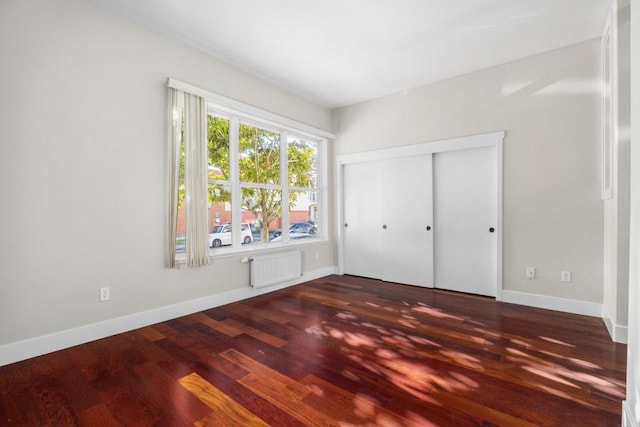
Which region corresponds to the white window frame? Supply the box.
[166,78,334,258]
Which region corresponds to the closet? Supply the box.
[340,132,502,297]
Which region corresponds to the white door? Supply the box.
[380,155,433,287]
[433,146,497,296]
[343,161,382,279]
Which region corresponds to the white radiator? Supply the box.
[249,251,302,289]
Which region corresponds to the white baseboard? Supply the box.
[0,266,337,367]
[622,400,636,427]
[501,290,603,318]
[501,291,629,343]
[603,312,629,344]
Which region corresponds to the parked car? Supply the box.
[249,223,262,240]
[209,223,253,247]
[270,232,314,242]
[175,234,186,253]
[290,222,317,234]
[272,222,317,238]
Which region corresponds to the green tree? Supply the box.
[207,117,316,242]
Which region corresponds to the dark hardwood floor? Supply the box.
[0,275,627,426]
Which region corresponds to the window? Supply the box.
[171,96,327,263]
[204,117,323,253]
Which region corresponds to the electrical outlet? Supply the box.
[99,287,110,302]
[561,271,572,282]
[526,267,536,280]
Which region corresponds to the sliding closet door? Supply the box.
[343,161,382,279]
[433,146,497,297]
[380,155,433,287]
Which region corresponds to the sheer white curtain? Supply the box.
[168,88,182,268]
[183,92,210,267]
[168,87,211,268]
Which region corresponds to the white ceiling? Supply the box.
[91,0,611,109]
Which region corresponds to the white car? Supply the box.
[269,232,314,242]
[209,223,253,247]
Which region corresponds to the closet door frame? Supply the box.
[336,131,504,300]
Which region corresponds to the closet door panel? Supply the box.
[343,161,382,279]
[433,146,497,296]
[380,155,433,287]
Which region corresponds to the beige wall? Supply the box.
[333,39,603,304]
[0,0,334,347]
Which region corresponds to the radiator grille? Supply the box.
[250,251,302,288]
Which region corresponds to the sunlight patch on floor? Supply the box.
[407,335,442,347]
[305,324,328,337]
[521,365,580,388]
[344,331,378,347]
[337,312,358,320]
[352,394,376,418]
[504,347,555,367]
[404,411,439,427]
[472,327,503,340]
[381,334,414,348]
[537,350,603,370]
[537,384,597,409]
[538,336,576,347]
[439,350,483,371]
[413,305,466,321]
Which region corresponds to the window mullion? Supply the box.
[280,131,289,242]
[317,138,326,239]
[229,116,241,247]
[238,182,280,190]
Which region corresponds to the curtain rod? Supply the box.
[166,78,335,140]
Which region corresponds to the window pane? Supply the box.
[208,116,230,181]
[286,136,318,240]
[208,184,235,250]
[239,123,280,184]
[176,184,186,257]
[241,187,282,245]
[287,136,317,188]
[286,191,318,241]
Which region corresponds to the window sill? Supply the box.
[173,237,330,266]
[210,237,330,260]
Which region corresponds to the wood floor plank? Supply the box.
[222,318,288,348]
[136,325,166,342]
[238,373,338,427]
[228,302,293,324]
[220,348,311,401]
[178,372,269,426]
[190,312,244,337]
